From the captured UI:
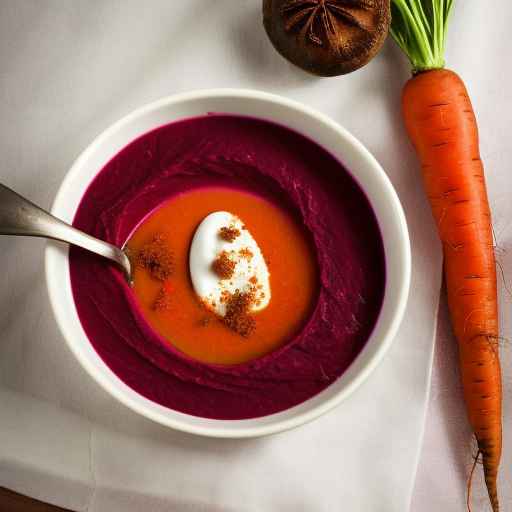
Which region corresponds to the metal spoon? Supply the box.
[0,183,132,281]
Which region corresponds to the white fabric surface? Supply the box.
[0,1,506,511]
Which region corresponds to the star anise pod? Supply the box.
[263,0,390,76]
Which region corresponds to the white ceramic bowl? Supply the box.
[45,89,410,438]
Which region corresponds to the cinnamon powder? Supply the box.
[219,226,240,242]
[137,234,174,281]
[223,289,256,337]
[153,287,172,311]
[212,251,236,279]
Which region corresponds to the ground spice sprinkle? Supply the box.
[153,287,172,311]
[238,247,253,259]
[219,226,240,242]
[223,289,257,337]
[212,251,236,279]
[137,234,174,281]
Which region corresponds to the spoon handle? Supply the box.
[0,183,131,277]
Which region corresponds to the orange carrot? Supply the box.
[391,2,502,510]
[403,68,502,511]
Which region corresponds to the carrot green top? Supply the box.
[390,0,455,73]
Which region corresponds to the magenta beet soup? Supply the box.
[69,114,385,420]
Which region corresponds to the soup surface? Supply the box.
[70,114,385,419]
[127,187,318,365]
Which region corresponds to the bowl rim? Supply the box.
[45,88,411,438]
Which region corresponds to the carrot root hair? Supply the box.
[466,449,481,512]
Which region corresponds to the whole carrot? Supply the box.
[390,1,502,510]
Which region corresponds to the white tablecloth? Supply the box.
[0,1,508,511]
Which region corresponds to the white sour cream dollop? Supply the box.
[189,211,271,316]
